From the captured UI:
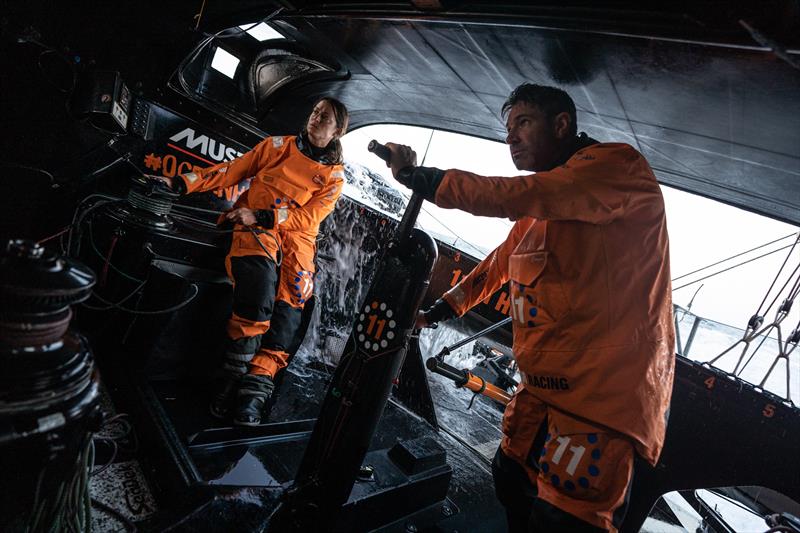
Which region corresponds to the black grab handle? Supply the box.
[367,139,392,164]
[368,140,423,246]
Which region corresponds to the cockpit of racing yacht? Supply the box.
[1,2,799,532]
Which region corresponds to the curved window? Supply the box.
[174,22,339,120]
[342,123,800,404]
[342,124,521,258]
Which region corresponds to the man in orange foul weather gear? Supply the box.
[158,97,349,426]
[385,84,674,532]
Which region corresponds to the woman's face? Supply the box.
[306,100,341,148]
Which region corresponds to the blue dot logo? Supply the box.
[588,465,600,477]
[578,477,589,488]
[550,475,560,487]
[564,480,575,491]
[529,308,538,317]
[275,198,282,204]
[591,449,601,460]
[540,462,549,473]
[587,434,598,444]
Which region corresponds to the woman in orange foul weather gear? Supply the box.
[160,97,349,426]
[385,84,674,533]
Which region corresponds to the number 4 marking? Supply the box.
[704,376,715,390]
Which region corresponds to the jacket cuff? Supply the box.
[396,166,446,203]
[423,297,457,325]
[255,209,275,229]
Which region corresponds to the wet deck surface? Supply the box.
[109,355,510,532]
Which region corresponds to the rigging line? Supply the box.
[672,232,799,281]
[762,260,800,320]
[555,39,701,181]
[419,129,435,167]
[755,233,800,318]
[737,329,773,376]
[672,242,797,292]
[194,0,207,31]
[395,188,483,252]
[605,65,644,156]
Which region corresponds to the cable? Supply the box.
[419,129,435,166]
[66,194,122,256]
[91,413,134,477]
[82,279,147,312]
[0,162,55,183]
[26,435,93,533]
[86,221,144,283]
[37,226,71,245]
[171,203,226,216]
[99,232,120,288]
[90,438,118,477]
[754,234,800,319]
[395,187,491,255]
[672,243,798,291]
[86,283,199,316]
[672,232,799,282]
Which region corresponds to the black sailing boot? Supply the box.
[209,375,241,419]
[209,352,253,419]
[233,374,275,426]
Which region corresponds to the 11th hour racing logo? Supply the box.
[169,127,244,162]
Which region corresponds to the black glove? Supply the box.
[255,209,275,229]
[396,166,446,203]
[172,178,187,195]
[422,297,457,325]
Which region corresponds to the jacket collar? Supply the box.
[554,132,599,168]
[296,132,337,165]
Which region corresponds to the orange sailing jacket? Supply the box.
[439,143,674,465]
[180,135,344,267]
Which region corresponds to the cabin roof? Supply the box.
[191,2,800,225]
[9,1,800,224]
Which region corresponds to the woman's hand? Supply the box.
[144,174,175,190]
[225,207,257,226]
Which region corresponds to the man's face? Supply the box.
[505,102,561,172]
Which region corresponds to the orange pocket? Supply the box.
[534,410,634,532]
[508,251,570,326]
[264,175,314,206]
